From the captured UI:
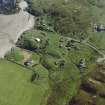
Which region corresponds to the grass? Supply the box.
[33,64,49,83]
[24,0,105,105]
[46,61,81,105]
[89,32,105,53]
[46,32,68,58]
[88,1,105,54]
[21,29,98,105]
[43,31,98,105]
[0,59,49,105]
[31,53,41,64]
[17,28,99,105]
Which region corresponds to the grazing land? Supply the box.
[0,59,49,105]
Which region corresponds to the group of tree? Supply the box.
[26,0,96,39]
[47,2,94,38]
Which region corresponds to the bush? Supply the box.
[17,30,48,52]
[47,3,94,38]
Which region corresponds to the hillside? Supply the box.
[25,0,105,105]
[0,0,105,105]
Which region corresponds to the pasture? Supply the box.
[0,59,48,105]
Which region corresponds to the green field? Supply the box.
[0,59,48,105]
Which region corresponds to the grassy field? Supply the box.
[0,59,49,105]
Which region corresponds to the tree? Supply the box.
[48,3,94,38]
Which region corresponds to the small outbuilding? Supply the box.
[24,60,34,66]
[77,58,86,68]
[59,43,64,48]
[93,24,105,32]
[66,40,76,49]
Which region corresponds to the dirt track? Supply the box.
[0,11,35,58]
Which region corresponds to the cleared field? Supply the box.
[0,60,48,105]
